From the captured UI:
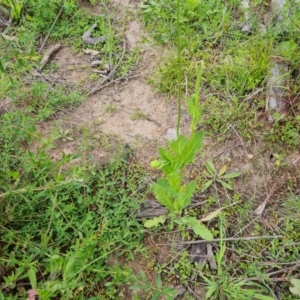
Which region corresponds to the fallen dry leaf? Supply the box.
[253,199,268,216]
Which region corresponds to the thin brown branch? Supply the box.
[87,74,139,95]
[176,235,283,245]
[38,43,62,72]
[88,37,127,96]
[244,263,300,282]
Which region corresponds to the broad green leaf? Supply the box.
[157,178,175,194]
[0,60,6,74]
[217,179,233,190]
[180,216,213,241]
[144,215,167,228]
[63,256,76,280]
[28,268,37,289]
[158,148,178,174]
[221,171,242,179]
[191,223,213,241]
[186,97,197,118]
[166,173,181,193]
[152,183,174,211]
[7,170,20,179]
[169,135,187,155]
[155,274,162,287]
[205,281,218,299]
[175,181,196,212]
[201,208,222,222]
[158,147,173,163]
[50,255,62,275]
[205,160,216,176]
[290,279,300,296]
[104,282,113,286]
[186,97,200,131]
[201,179,213,192]
[181,131,204,165]
[218,165,227,176]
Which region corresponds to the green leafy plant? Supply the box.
[145,61,214,240]
[201,160,241,192]
[54,128,74,141]
[130,272,177,300]
[131,108,147,121]
[0,109,147,299]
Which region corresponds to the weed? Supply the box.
[131,108,147,121]
[54,128,74,142]
[201,226,274,300]
[118,47,141,77]
[146,62,215,240]
[130,272,177,300]
[105,104,117,113]
[201,160,241,192]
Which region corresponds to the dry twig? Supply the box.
[38,43,62,72]
[82,23,107,45]
[167,235,283,246]
[88,38,127,96]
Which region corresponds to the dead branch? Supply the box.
[82,23,107,45]
[244,263,300,282]
[38,43,62,72]
[88,38,127,96]
[175,235,283,245]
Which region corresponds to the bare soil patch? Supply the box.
[34,0,188,166]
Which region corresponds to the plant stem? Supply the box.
[176,0,181,137]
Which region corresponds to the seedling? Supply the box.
[56,129,74,142]
[131,108,147,121]
[201,160,241,192]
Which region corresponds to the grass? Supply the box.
[1,0,300,299]
[0,107,147,299]
[0,1,145,298]
[0,140,147,299]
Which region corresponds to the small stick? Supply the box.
[38,1,65,54]
[107,37,126,80]
[244,263,300,282]
[174,235,283,245]
[38,43,62,72]
[146,117,161,127]
[82,23,107,45]
[87,74,139,95]
[101,0,110,13]
[88,38,127,95]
